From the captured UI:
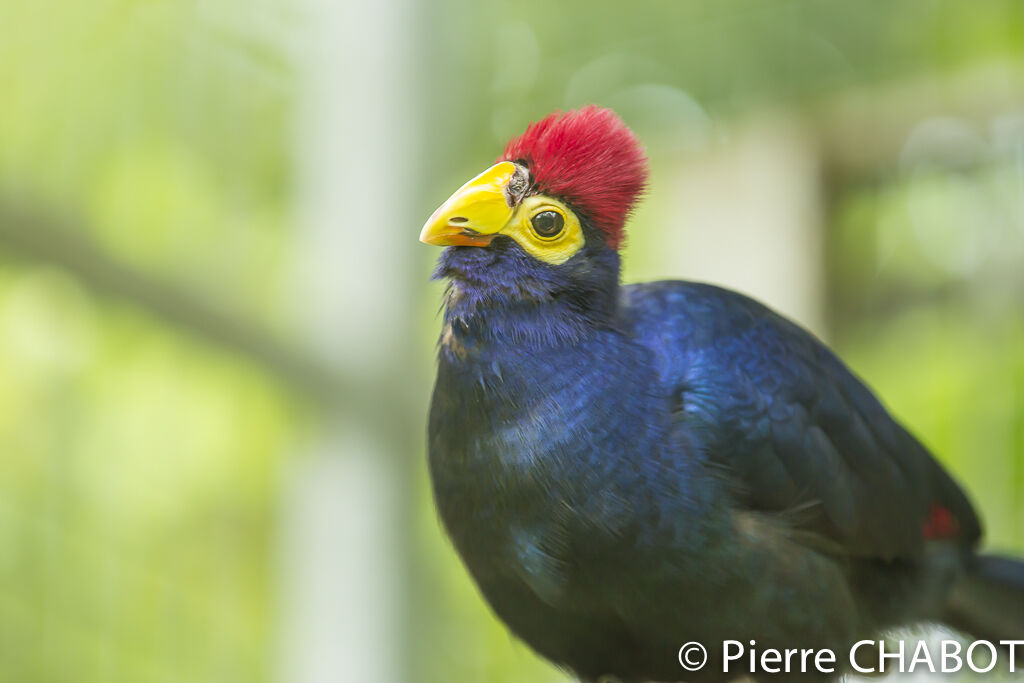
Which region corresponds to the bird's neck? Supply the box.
[432,242,623,353]
[438,280,620,357]
[434,280,655,451]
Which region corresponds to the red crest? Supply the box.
[501,107,648,249]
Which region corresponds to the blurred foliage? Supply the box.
[0,2,301,682]
[0,0,294,326]
[0,263,298,682]
[423,0,1024,200]
[830,147,1024,552]
[0,1,1022,682]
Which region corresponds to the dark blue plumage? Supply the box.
[423,108,1024,682]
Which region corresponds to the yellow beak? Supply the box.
[420,161,518,247]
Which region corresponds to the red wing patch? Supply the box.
[923,503,961,539]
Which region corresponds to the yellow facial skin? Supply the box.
[420,162,585,265]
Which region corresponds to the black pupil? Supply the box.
[531,211,564,237]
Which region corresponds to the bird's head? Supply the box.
[422,107,648,321]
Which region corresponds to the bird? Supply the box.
[419,106,1024,682]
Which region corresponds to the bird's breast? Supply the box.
[425,334,690,603]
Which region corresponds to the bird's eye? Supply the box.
[530,210,564,239]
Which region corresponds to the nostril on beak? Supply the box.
[448,217,468,224]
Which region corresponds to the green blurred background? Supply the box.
[1,1,1022,681]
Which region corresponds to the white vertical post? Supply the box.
[655,114,826,335]
[279,0,418,681]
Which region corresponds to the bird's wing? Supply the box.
[622,281,981,559]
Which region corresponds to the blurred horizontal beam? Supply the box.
[814,61,1024,174]
[0,201,370,409]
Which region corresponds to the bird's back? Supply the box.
[619,279,981,560]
